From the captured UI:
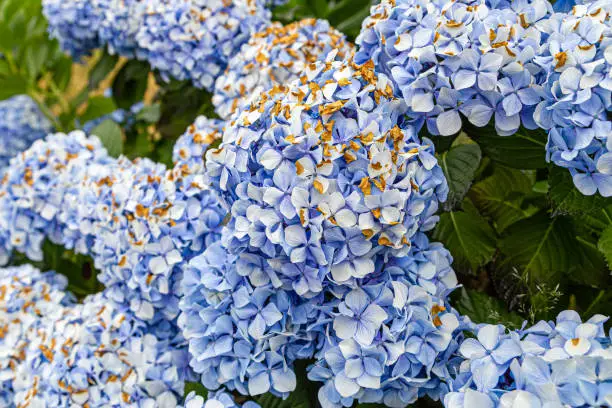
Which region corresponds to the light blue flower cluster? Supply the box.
[213,19,353,120]
[355,0,612,196]
[173,115,225,173]
[0,130,226,324]
[355,0,551,137]
[181,390,261,408]
[99,0,148,57]
[176,56,465,406]
[0,131,111,263]
[0,95,53,171]
[136,0,272,90]
[0,264,71,407]
[207,57,448,274]
[445,311,612,407]
[533,3,612,196]
[43,0,110,59]
[0,265,192,408]
[43,0,273,90]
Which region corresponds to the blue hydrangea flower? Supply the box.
[0,130,226,324]
[173,116,225,174]
[534,5,612,196]
[355,0,550,137]
[43,0,109,58]
[445,311,611,408]
[0,95,53,170]
[213,19,353,120]
[207,57,448,286]
[98,0,147,57]
[10,288,191,408]
[0,131,111,263]
[136,0,272,90]
[0,265,72,407]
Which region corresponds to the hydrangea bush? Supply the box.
[0,0,610,407]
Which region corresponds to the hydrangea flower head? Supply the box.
[0,265,72,407]
[173,116,226,174]
[178,239,317,397]
[43,0,109,58]
[534,3,612,196]
[213,18,353,119]
[98,0,147,57]
[309,274,469,408]
[355,0,551,136]
[0,95,53,170]
[445,311,612,407]
[207,56,448,287]
[11,290,190,408]
[136,0,272,90]
[0,131,111,264]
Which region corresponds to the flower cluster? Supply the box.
[355,0,612,196]
[355,0,551,137]
[207,57,448,275]
[0,131,111,263]
[99,0,148,57]
[445,311,612,407]
[0,264,71,406]
[213,19,353,120]
[43,0,110,59]
[0,95,53,170]
[173,115,225,174]
[0,130,226,323]
[176,56,465,406]
[533,3,612,196]
[0,265,191,408]
[136,0,272,90]
[43,0,273,90]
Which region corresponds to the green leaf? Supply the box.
[597,224,612,268]
[499,212,578,284]
[308,0,328,17]
[89,51,119,90]
[112,59,149,109]
[453,288,525,329]
[571,236,608,287]
[469,166,539,232]
[41,240,102,299]
[157,81,216,139]
[465,123,548,169]
[136,103,161,123]
[0,74,27,100]
[91,119,123,157]
[549,166,612,215]
[0,59,10,76]
[79,96,118,124]
[184,382,208,399]
[22,40,49,80]
[51,55,73,91]
[439,142,481,211]
[432,198,497,273]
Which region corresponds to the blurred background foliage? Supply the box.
[0,0,610,397]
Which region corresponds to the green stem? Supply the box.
[4,52,18,75]
[584,290,605,316]
[29,91,63,132]
[46,75,71,114]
